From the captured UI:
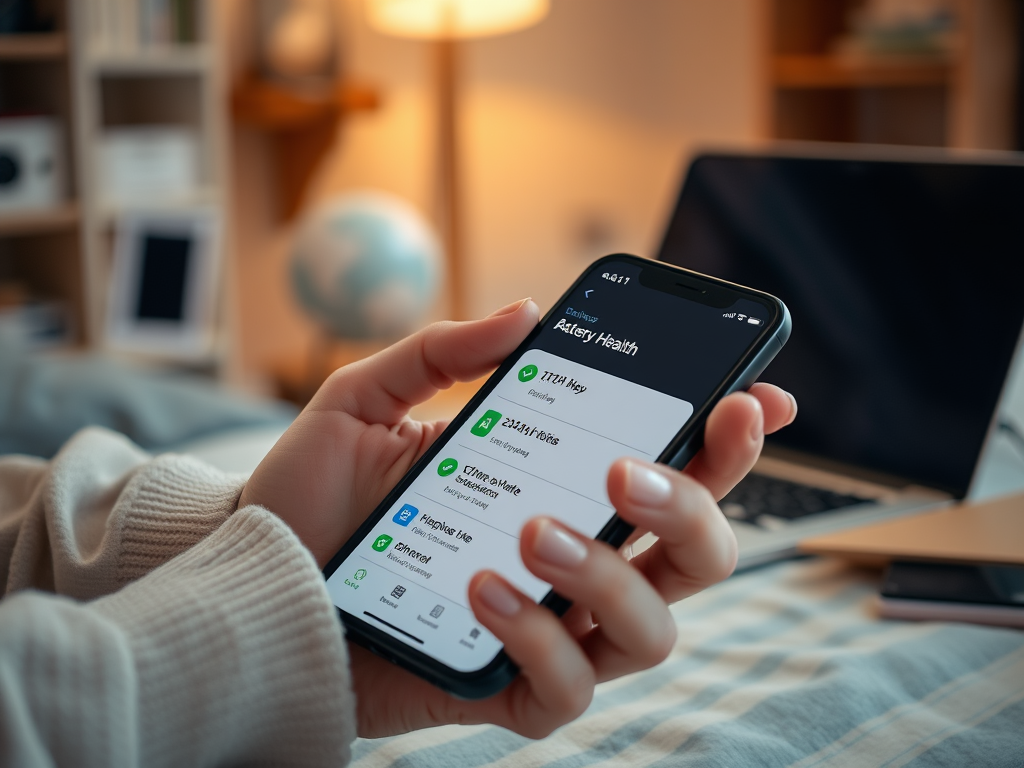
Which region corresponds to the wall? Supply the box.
[228,0,763,381]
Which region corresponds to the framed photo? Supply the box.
[105,208,222,361]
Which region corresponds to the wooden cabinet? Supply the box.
[762,0,1019,149]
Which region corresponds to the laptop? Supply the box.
[656,145,1024,569]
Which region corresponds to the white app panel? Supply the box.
[327,349,693,672]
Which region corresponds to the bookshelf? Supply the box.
[0,0,229,370]
[762,0,1019,149]
[70,0,231,371]
[0,2,83,344]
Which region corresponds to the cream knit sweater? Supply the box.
[0,427,357,767]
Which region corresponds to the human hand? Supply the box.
[239,298,797,739]
[239,298,542,568]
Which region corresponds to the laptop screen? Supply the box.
[657,150,1024,498]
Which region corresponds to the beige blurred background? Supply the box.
[2,0,1019,405]
[226,1,769,386]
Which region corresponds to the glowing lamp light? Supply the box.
[363,0,549,318]
[367,0,550,40]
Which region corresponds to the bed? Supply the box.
[181,423,1024,768]
[6,337,1023,767]
[345,555,1024,768]
[177,390,1024,768]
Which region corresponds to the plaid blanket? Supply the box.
[351,558,1024,768]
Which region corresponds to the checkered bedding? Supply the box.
[350,558,1024,768]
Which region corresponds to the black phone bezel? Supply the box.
[321,253,791,699]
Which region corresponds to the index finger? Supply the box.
[684,383,796,500]
[312,298,539,425]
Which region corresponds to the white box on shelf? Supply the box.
[0,117,65,214]
[98,126,199,207]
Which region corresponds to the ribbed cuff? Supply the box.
[94,506,356,768]
[115,454,246,585]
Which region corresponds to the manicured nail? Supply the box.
[489,297,532,318]
[477,575,520,616]
[625,460,673,507]
[785,391,798,423]
[533,519,587,568]
[750,399,764,442]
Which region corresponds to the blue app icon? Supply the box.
[393,504,418,527]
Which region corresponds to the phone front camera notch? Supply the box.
[675,282,707,295]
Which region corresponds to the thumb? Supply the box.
[314,298,540,423]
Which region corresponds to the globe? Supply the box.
[290,192,444,339]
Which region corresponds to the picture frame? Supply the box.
[105,207,221,361]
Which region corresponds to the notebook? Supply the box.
[798,492,1024,568]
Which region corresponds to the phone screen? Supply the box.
[324,258,775,675]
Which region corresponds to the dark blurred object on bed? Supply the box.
[0,324,295,458]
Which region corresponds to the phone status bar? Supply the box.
[722,311,763,327]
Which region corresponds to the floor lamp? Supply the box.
[366,0,549,320]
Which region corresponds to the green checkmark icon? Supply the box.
[518,364,538,382]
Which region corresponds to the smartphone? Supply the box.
[322,254,791,698]
[878,561,1024,628]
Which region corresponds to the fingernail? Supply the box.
[489,297,532,318]
[750,400,764,442]
[477,575,521,616]
[625,460,673,507]
[785,391,798,423]
[533,519,587,568]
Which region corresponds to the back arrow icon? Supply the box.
[585,290,593,298]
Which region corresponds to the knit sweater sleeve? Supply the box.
[0,427,246,598]
[0,428,357,767]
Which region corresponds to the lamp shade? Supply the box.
[366,0,549,40]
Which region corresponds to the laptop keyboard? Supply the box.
[720,473,872,529]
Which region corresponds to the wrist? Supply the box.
[115,453,246,585]
[94,506,356,767]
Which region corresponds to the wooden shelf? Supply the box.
[231,79,380,131]
[0,204,80,237]
[87,47,211,76]
[98,187,221,223]
[774,54,953,89]
[0,34,68,60]
[231,78,380,220]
